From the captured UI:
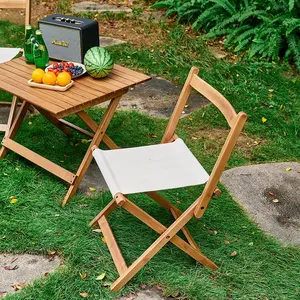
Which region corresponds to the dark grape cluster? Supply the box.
[48,62,84,78]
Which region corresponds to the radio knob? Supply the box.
[61,17,66,22]
[66,18,71,23]
[71,19,75,23]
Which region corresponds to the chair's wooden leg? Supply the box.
[98,216,128,275]
[0,101,30,159]
[4,96,18,137]
[35,107,72,136]
[62,96,121,207]
[169,208,201,251]
[110,198,217,292]
[146,191,201,250]
[89,199,117,226]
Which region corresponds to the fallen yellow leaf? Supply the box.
[92,229,102,233]
[10,198,18,204]
[28,121,32,125]
[89,187,96,192]
[261,117,267,123]
[79,273,87,279]
[101,237,106,244]
[96,273,106,281]
[272,199,279,203]
[286,167,292,171]
[268,89,274,92]
[48,250,56,255]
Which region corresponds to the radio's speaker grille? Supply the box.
[40,24,81,62]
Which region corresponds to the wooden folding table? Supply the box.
[0,57,150,206]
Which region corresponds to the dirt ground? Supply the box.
[0,0,219,49]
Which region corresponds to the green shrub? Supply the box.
[152,0,300,70]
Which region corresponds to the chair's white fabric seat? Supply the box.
[0,48,21,64]
[93,138,209,196]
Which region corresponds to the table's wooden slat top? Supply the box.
[0,57,151,118]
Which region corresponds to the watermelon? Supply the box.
[84,47,114,79]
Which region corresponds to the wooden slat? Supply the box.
[2,62,85,103]
[0,58,151,118]
[0,0,26,9]
[80,77,120,93]
[190,74,237,128]
[111,69,143,83]
[75,77,113,94]
[5,61,95,101]
[2,138,76,184]
[107,72,136,85]
[0,72,71,109]
[98,216,128,275]
[0,75,63,114]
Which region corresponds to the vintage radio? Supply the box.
[38,14,99,63]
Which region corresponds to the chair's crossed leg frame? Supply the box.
[0,94,124,206]
[89,188,219,292]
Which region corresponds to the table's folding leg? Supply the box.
[62,96,122,206]
[35,107,72,137]
[0,101,30,159]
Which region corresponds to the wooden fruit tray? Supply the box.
[28,79,74,92]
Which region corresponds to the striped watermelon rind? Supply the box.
[84,47,114,79]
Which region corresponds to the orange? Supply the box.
[42,72,57,85]
[57,72,72,87]
[31,68,45,83]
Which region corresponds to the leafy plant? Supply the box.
[152,0,300,70]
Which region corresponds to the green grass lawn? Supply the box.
[0,18,300,300]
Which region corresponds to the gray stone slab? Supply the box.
[79,163,108,194]
[221,162,300,246]
[98,77,208,118]
[0,253,60,296]
[0,106,10,124]
[72,2,132,13]
[119,288,172,300]
[100,36,126,48]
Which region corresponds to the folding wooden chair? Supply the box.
[89,67,247,292]
[0,0,31,134]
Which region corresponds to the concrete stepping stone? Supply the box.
[97,77,208,118]
[72,2,132,14]
[221,162,300,246]
[0,106,10,125]
[0,253,60,296]
[118,287,173,300]
[120,77,208,118]
[100,36,126,48]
